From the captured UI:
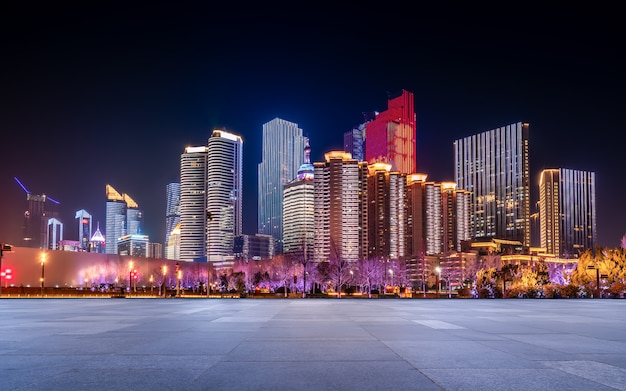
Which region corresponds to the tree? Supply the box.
[327,257,352,298]
[357,258,383,298]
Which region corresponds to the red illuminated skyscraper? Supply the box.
[365,90,416,174]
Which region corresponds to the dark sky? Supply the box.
[1,4,624,249]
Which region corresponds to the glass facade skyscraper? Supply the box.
[454,122,530,246]
[105,184,142,255]
[179,146,208,262]
[207,129,243,269]
[257,118,307,254]
[165,182,180,248]
[539,168,596,258]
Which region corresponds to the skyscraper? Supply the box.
[257,118,307,254]
[539,168,597,258]
[313,151,368,263]
[365,90,416,174]
[207,129,243,269]
[282,139,315,263]
[367,162,406,261]
[165,182,180,248]
[14,177,61,249]
[105,184,143,255]
[75,209,92,251]
[454,122,530,246]
[179,146,208,262]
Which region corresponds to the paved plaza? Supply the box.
[1,298,625,391]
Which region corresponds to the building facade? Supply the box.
[165,182,180,249]
[75,209,92,251]
[282,140,315,263]
[105,185,143,255]
[313,151,368,263]
[179,146,208,262]
[454,122,530,246]
[207,129,244,270]
[257,118,307,254]
[365,90,416,174]
[539,168,597,258]
[367,162,406,261]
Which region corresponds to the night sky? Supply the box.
[1,4,624,249]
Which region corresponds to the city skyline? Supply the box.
[1,5,624,249]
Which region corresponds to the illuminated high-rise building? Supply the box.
[367,162,406,261]
[365,90,416,174]
[313,151,368,263]
[539,168,597,258]
[258,118,307,254]
[105,185,143,255]
[282,139,315,262]
[454,122,530,246]
[405,174,471,256]
[179,146,208,262]
[165,182,180,248]
[207,129,243,270]
[75,209,92,251]
[14,177,60,249]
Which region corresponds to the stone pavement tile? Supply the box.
[250,322,375,340]
[225,339,402,362]
[384,340,544,369]
[540,360,626,391]
[575,353,626,369]
[192,360,442,391]
[360,323,467,341]
[478,339,576,360]
[503,333,626,354]
[3,367,207,391]
[420,368,618,391]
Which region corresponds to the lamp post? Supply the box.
[389,269,394,295]
[40,252,46,297]
[129,260,134,295]
[175,262,180,297]
[162,265,167,298]
[587,264,600,298]
[149,275,154,294]
[435,266,441,297]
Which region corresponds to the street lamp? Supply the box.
[435,266,441,296]
[149,275,154,294]
[40,252,46,296]
[175,262,180,296]
[389,269,394,294]
[129,260,134,294]
[162,265,167,297]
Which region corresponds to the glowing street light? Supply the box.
[435,266,442,296]
[162,265,168,297]
[40,252,46,297]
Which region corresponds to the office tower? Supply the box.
[105,184,143,255]
[118,234,149,257]
[406,173,428,258]
[454,122,530,246]
[165,222,181,260]
[46,217,63,250]
[257,118,307,254]
[313,151,368,263]
[539,168,597,258]
[179,146,208,261]
[165,182,181,247]
[233,234,275,262]
[282,139,315,262]
[207,129,243,269]
[89,222,105,253]
[406,175,471,256]
[441,182,471,253]
[365,90,416,174]
[75,209,92,251]
[367,162,406,261]
[14,177,61,249]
